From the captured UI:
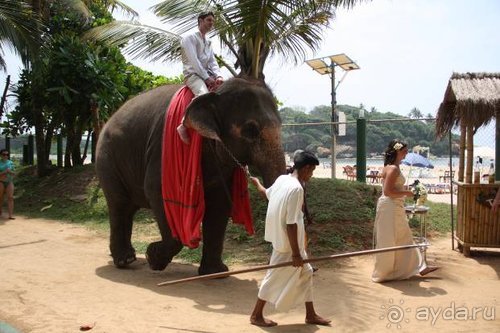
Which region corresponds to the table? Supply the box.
[366,170,380,183]
[405,205,429,263]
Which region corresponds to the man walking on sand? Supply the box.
[249,151,331,327]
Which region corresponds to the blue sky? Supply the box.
[1,0,499,120]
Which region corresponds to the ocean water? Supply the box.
[319,157,463,169]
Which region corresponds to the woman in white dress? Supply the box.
[372,139,438,282]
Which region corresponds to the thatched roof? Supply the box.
[435,72,500,137]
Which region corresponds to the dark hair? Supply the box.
[289,150,319,172]
[383,139,407,166]
[198,11,214,22]
[0,149,8,155]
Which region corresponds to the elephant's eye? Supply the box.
[241,121,260,141]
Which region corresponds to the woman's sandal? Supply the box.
[420,266,439,276]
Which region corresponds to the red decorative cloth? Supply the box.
[230,168,254,235]
[162,86,204,248]
[161,86,254,248]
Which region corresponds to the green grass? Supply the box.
[12,165,454,264]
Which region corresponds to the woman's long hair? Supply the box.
[384,139,407,166]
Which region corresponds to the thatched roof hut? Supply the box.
[436,72,500,138]
[435,72,500,184]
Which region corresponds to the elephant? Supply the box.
[95,77,286,275]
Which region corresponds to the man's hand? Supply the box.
[249,176,267,199]
[205,77,216,89]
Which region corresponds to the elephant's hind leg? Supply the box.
[109,201,139,268]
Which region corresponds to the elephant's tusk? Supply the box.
[157,242,429,286]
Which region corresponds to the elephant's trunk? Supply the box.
[253,127,287,187]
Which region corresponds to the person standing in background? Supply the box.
[0,149,15,219]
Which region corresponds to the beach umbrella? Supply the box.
[401,153,434,183]
[401,153,434,169]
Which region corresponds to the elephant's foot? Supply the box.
[198,261,229,276]
[112,247,136,268]
[146,240,183,271]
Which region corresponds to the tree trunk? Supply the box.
[33,106,49,176]
[236,43,268,79]
[0,76,11,119]
[71,117,85,166]
[64,128,74,168]
[90,103,101,146]
[44,122,55,166]
[82,128,92,163]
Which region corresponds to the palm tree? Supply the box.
[86,0,369,79]
[408,107,423,119]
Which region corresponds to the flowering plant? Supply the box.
[393,142,403,151]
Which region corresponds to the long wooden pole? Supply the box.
[158,243,428,287]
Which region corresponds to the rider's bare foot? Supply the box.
[305,314,331,326]
[177,124,191,145]
[420,266,439,276]
[250,316,277,327]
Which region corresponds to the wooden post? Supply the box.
[465,125,474,184]
[458,123,466,182]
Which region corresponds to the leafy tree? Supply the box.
[8,1,167,173]
[279,104,459,157]
[13,0,138,175]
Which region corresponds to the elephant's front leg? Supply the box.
[199,190,231,275]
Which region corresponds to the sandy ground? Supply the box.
[1,216,499,333]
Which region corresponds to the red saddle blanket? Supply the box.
[161,86,253,249]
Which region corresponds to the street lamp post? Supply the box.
[305,53,360,178]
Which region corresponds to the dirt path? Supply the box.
[1,217,499,333]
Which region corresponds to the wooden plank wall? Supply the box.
[457,184,500,247]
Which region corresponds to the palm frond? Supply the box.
[0,0,44,67]
[103,0,139,18]
[0,43,6,70]
[84,21,181,62]
[97,0,369,75]
[151,0,212,35]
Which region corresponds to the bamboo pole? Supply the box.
[458,123,466,182]
[158,243,428,287]
[466,125,474,184]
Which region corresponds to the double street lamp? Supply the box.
[305,53,359,178]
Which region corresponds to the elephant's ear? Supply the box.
[185,92,221,141]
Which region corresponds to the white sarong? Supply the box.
[258,249,313,311]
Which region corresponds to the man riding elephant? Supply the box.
[177,11,224,144]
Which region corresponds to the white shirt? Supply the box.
[181,31,221,81]
[264,174,305,253]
